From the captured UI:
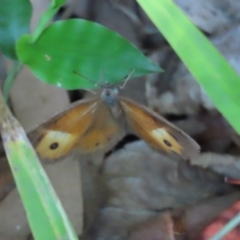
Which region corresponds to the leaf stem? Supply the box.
[30,0,66,43]
[3,61,23,101]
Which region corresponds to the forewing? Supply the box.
[28,98,98,162]
[120,98,200,159]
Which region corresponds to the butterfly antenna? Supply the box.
[73,71,99,87]
[119,69,135,89]
[73,71,98,94]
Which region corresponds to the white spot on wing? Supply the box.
[151,128,168,140]
[151,128,182,153]
[45,131,76,143]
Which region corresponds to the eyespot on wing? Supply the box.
[120,98,200,159]
[35,130,79,161]
[30,98,98,161]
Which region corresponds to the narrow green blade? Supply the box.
[0,92,78,240]
[137,0,240,134]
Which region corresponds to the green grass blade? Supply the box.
[0,92,78,240]
[137,0,240,134]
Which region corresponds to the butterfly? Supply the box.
[28,85,200,162]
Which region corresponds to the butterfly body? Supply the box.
[29,86,200,162]
[101,86,123,119]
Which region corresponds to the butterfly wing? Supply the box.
[29,98,100,162]
[29,97,125,162]
[120,98,200,159]
[77,100,125,153]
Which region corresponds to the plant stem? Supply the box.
[30,0,66,43]
[3,61,23,101]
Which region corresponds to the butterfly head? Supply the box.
[101,86,119,107]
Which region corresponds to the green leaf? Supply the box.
[137,0,240,134]
[17,19,162,89]
[0,92,78,240]
[0,0,32,59]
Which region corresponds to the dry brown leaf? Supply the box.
[190,152,240,179]
[81,141,235,239]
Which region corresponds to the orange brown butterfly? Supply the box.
[29,77,200,162]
